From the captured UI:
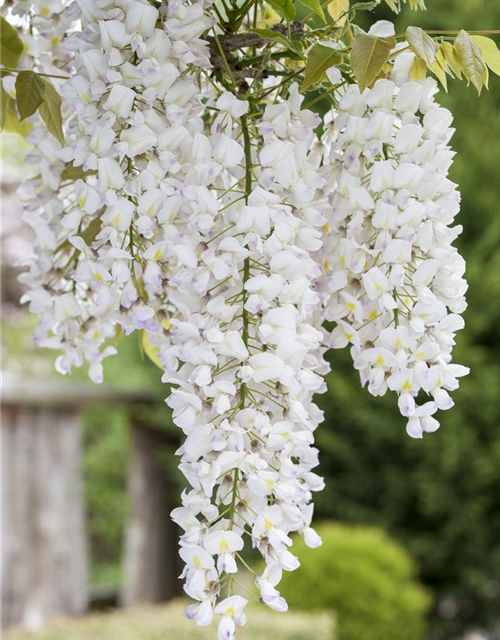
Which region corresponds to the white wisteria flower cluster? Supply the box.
[319,50,469,438]
[19,0,215,383]
[3,0,481,636]
[164,85,330,635]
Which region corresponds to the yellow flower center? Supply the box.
[219,538,230,553]
[402,379,412,392]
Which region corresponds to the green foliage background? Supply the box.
[82,336,179,587]
[311,2,500,638]
[279,523,431,640]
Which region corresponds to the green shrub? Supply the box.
[3,601,335,640]
[279,523,431,640]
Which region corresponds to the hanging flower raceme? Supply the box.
[13,3,329,634]
[18,0,215,382]
[163,84,329,635]
[6,2,484,637]
[5,1,92,370]
[319,61,469,439]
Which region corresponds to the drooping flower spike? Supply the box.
[319,48,468,438]
[4,2,477,637]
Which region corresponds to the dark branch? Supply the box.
[207,22,304,85]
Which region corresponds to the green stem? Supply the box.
[212,3,227,27]
[257,69,303,99]
[231,0,258,31]
[234,552,257,576]
[303,80,347,109]
[395,29,500,38]
[229,469,240,530]
[303,0,337,22]
[239,113,252,409]
[207,223,236,245]
[0,67,70,79]
[213,31,237,89]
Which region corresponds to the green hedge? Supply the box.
[3,602,334,640]
[279,523,431,640]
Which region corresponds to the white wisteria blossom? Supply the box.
[2,1,489,637]
[319,49,469,439]
[160,83,329,628]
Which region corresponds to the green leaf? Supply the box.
[2,94,32,137]
[141,331,164,370]
[406,26,438,63]
[39,80,65,146]
[80,216,102,245]
[0,85,7,129]
[114,324,123,346]
[409,55,427,81]
[0,17,24,69]
[264,0,296,22]
[454,30,486,94]
[350,34,396,92]
[61,164,97,182]
[302,43,342,91]
[440,41,462,79]
[15,70,46,120]
[408,0,426,8]
[298,0,326,21]
[57,215,102,253]
[472,35,500,77]
[247,28,291,48]
[382,0,425,11]
[350,1,380,11]
[428,47,447,91]
[484,64,489,90]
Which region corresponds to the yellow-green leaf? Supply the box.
[2,94,32,137]
[302,43,342,91]
[15,70,45,120]
[61,163,97,182]
[409,55,427,81]
[408,0,426,8]
[247,28,290,48]
[0,17,24,69]
[472,35,500,77]
[327,0,349,25]
[81,216,102,245]
[383,0,426,11]
[114,324,123,346]
[298,0,326,21]
[454,30,486,94]
[441,41,462,79]
[428,53,447,91]
[264,0,296,22]
[39,80,64,146]
[141,330,164,370]
[56,214,103,254]
[0,85,7,129]
[406,26,438,63]
[350,34,396,92]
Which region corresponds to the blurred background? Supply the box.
[1,1,499,639]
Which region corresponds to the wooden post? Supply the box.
[0,375,156,630]
[121,423,182,606]
[1,373,178,624]
[1,398,88,629]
